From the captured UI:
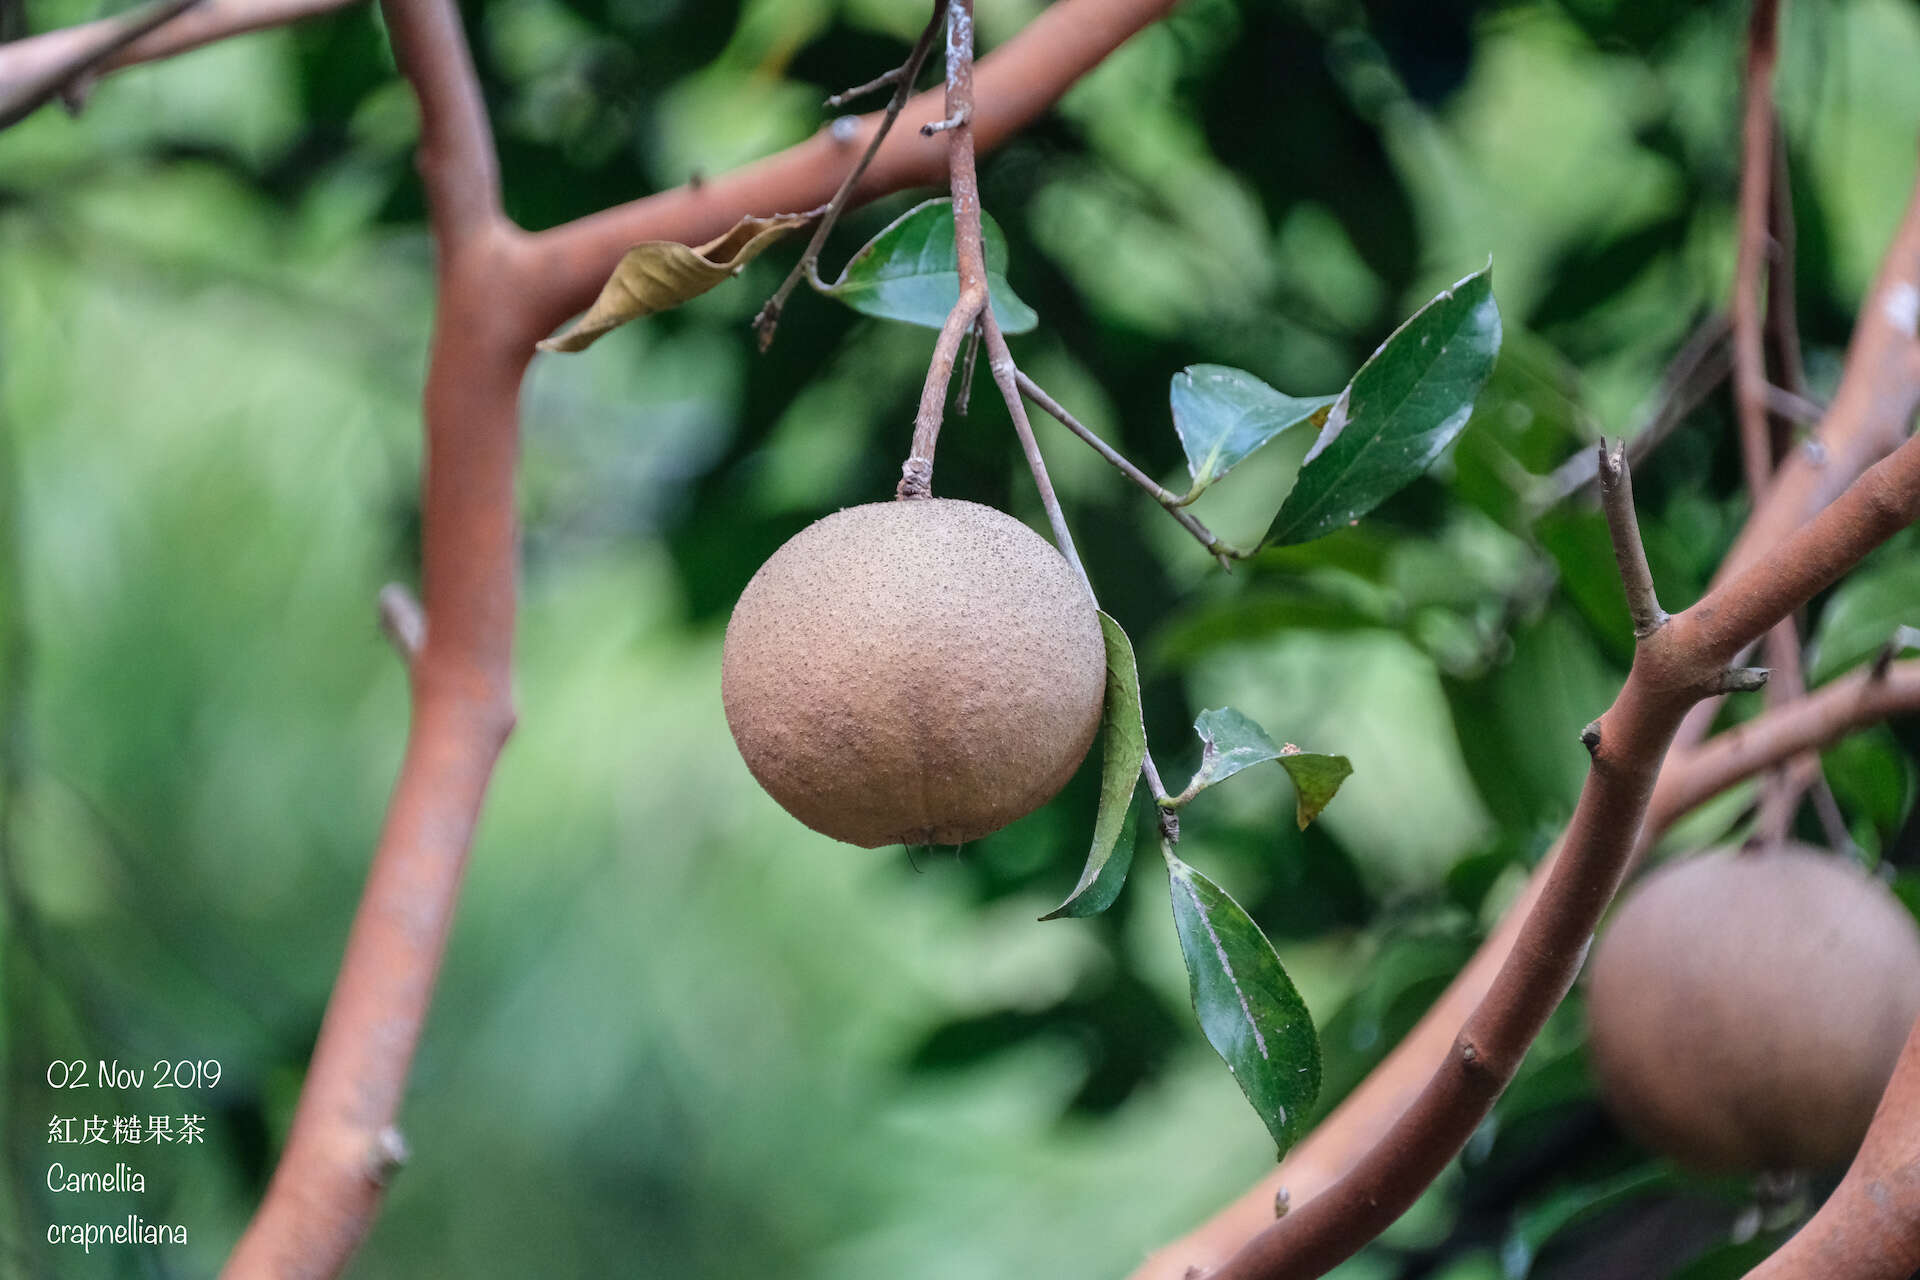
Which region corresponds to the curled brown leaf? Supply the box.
[537,212,811,353]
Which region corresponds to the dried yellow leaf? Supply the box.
[538,212,810,353]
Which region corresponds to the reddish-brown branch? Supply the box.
[217,2,527,1275]
[1728,0,1818,843]
[1136,163,1920,1280]
[1744,1014,1920,1280]
[1732,0,1783,499]
[1658,660,1920,826]
[0,0,356,127]
[1767,120,1809,412]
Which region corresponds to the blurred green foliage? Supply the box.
[2,0,1918,1276]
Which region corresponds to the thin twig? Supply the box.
[1732,0,1783,498]
[954,318,981,416]
[523,0,1185,342]
[1766,114,1809,422]
[982,314,1088,591]
[0,0,200,129]
[1808,770,1855,852]
[0,0,356,129]
[1531,315,1732,512]
[752,0,948,351]
[1764,383,1824,424]
[825,65,905,109]
[1653,660,1920,825]
[1016,370,1248,568]
[1728,0,1818,841]
[1596,441,1667,637]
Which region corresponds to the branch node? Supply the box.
[826,66,904,109]
[60,75,96,116]
[368,1126,410,1187]
[376,583,426,662]
[1579,721,1602,754]
[897,457,934,500]
[1456,1035,1496,1081]
[921,104,970,136]
[1872,628,1920,678]
[1716,666,1771,694]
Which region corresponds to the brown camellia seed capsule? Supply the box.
[1585,842,1920,1174]
[721,498,1107,848]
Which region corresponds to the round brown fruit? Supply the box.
[721,498,1107,848]
[1585,842,1920,1173]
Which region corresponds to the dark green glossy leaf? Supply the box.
[815,197,1037,333]
[1165,849,1320,1156]
[1042,613,1147,919]
[1169,365,1336,495]
[1266,265,1502,546]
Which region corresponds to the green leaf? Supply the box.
[539,212,810,352]
[1277,751,1354,830]
[1265,265,1502,546]
[1809,551,1920,682]
[1184,706,1285,790]
[1043,613,1148,919]
[1169,365,1336,495]
[815,198,1038,333]
[1164,849,1320,1156]
[1176,707,1351,828]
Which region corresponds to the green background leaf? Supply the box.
[1265,266,1502,546]
[1044,612,1148,919]
[816,197,1038,333]
[1169,365,1336,494]
[1165,850,1321,1156]
[1808,544,1920,682]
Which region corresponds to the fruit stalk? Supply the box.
[898,0,989,499]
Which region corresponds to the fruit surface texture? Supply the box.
[722,498,1107,848]
[1585,842,1920,1173]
